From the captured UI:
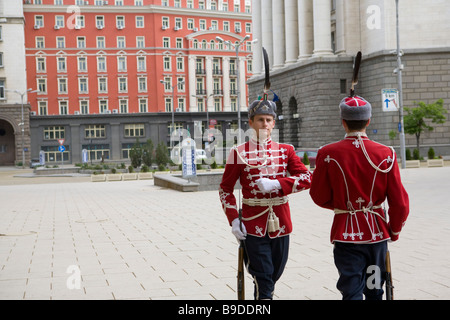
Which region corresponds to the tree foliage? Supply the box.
[404,99,447,156]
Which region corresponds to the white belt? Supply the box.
[241,197,288,233]
[334,205,386,222]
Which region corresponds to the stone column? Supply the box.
[261,0,273,67]
[284,0,299,64]
[238,57,247,109]
[298,0,314,59]
[251,0,263,74]
[313,0,333,56]
[335,0,346,55]
[272,0,285,69]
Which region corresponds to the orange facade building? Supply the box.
[25,0,253,116]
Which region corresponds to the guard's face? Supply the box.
[249,114,276,140]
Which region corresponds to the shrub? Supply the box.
[428,147,435,160]
[405,149,412,160]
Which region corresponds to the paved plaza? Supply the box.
[0,165,449,300]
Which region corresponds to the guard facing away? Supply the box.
[310,52,410,300]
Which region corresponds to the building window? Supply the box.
[118,77,127,93]
[84,144,110,162]
[99,100,108,113]
[35,16,44,28]
[163,56,171,71]
[36,36,45,48]
[176,57,184,71]
[97,56,106,72]
[39,101,48,115]
[175,17,182,29]
[77,36,86,48]
[37,57,46,72]
[223,21,229,32]
[174,0,181,8]
[85,125,106,139]
[199,19,206,30]
[37,78,47,94]
[177,77,185,91]
[119,99,128,113]
[178,98,185,112]
[55,15,64,28]
[124,124,145,137]
[0,79,4,99]
[163,77,171,91]
[78,56,87,72]
[139,99,147,113]
[116,16,125,29]
[138,77,147,92]
[80,100,89,114]
[187,18,194,30]
[97,36,105,48]
[58,78,67,94]
[165,98,172,112]
[96,16,105,28]
[136,16,144,28]
[187,0,193,9]
[136,36,145,48]
[137,56,146,72]
[98,78,108,93]
[79,78,88,94]
[75,15,85,28]
[117,36,126,48]
[57,57,66,72]
[44,126,65,140]
[41,146,70,162]
[56,36,65,48]
[135,0,143,5]
[162,17,169,28]
[117,56,127,72]
[163,37,170,48]
[59,101,68,115]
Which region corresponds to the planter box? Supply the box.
[138,172,153,180]
[106,174,122,181]
[405,160,421,168]
[427,159,444,167]
[91,174,106,182]
[122,173,138,180]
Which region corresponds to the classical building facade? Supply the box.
[249,0,450,157]
[0,0,30,166]
[15,0,252,165]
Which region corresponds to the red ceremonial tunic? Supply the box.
[310,134,409,244]
[219,138,311,238]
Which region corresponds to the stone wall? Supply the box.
[248,49,450,157]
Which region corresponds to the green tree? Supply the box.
[404,99,447,157]
[142,139,154,167]
[155,142,169,170]
[129,139,143,168]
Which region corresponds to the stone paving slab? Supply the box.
[0,166,449,300]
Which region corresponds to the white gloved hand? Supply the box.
[231,218,247,241]
[255,178,281,193]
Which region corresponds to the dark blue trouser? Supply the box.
[333,241,388,300]
[244,234,289,300]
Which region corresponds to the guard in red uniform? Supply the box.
[219,99,311,299]
[310,95,409,300]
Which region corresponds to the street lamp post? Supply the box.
[5,88,39,168]
[395,0,406,169]
[216,34,250,144]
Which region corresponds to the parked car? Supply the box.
[295,149,318,168]
[195,149,207,161]
[29,158,41,168]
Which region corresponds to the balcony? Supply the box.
[195,69,206,75]
[196,89,207,95]
[229,69,237,76]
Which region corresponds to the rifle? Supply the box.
[385,250,394,300]
[237,209,245,300]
